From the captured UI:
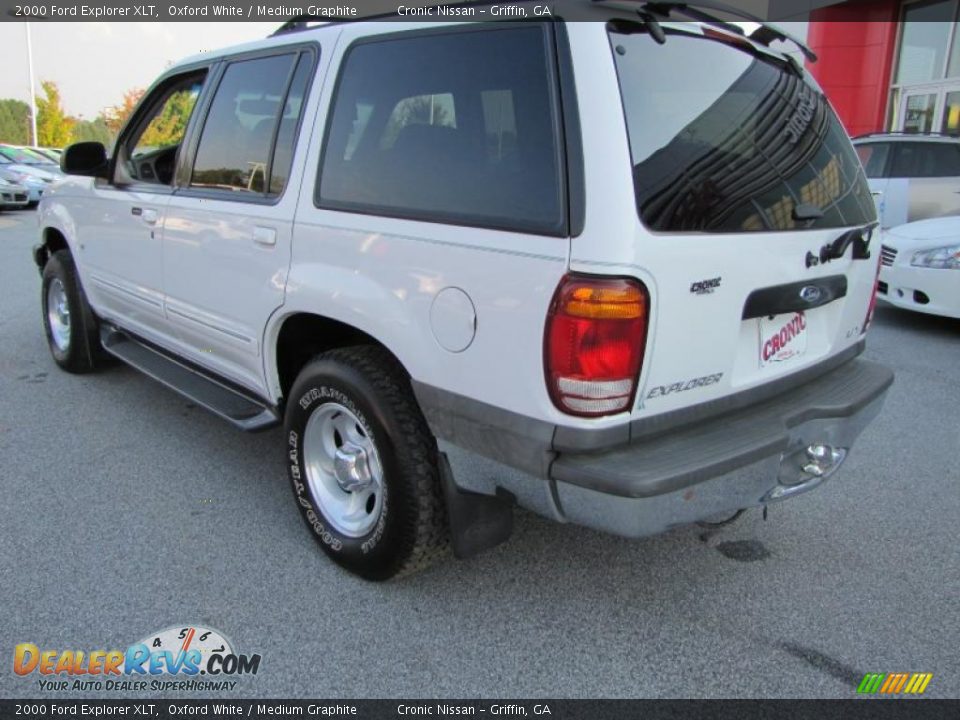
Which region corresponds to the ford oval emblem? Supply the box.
[800,285,823,303]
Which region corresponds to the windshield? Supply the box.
[0,146,49,165]
[609,25,877,233]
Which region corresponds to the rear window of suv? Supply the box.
[317,26,564,235]
[609,24,877,233]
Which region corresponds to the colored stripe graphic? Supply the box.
[857,673,885,694]
[857,672,932,694]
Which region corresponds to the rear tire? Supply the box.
[284,346,449,580]
[41,249,106,373]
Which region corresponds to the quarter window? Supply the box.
[318,27,564,235]
[855,143,891,178]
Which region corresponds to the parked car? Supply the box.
[24,146,62,163]
[852,133,960,229]
[0,176,30,210]
[0,154,52,205]
[878,217,960,319]
[0,144,61,174]
[34,6,893,580]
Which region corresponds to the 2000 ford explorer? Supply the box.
[33,2,894,580]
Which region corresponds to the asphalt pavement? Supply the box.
[0,208,957,699]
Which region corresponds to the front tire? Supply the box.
[41,249,105,373]
[284,346,449,580]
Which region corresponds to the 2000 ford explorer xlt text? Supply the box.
[33,2,894,580]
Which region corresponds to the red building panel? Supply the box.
[806,0,901,136]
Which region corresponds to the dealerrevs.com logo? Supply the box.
[13,626,261,692]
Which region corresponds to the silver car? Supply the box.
[0,154,53,205]
[0,144,61,174]
[0,177,29,209]
[852,133,960,229]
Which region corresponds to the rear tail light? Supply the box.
[544,274,650,417]
[861,256,882,334]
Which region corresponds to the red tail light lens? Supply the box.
[545,275,650,417]
[862,256,882,334]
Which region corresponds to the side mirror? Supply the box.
[61,142,108,179]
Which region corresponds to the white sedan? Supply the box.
[878,217,960,319]
[0,177,30,209]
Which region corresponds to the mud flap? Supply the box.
[439,452,513,559]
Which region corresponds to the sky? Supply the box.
[0,23,278,120]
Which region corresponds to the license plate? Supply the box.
[759,311,807,367]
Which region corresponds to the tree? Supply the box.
[382,95,453,149]
[138,89,197,148]
[0,99,31,145]
[71,117,113,147]
[36,81,75,147]
[104,88,144,135]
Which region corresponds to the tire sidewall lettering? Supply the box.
[288,383,390,556]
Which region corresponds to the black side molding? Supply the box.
[742,275,847,320]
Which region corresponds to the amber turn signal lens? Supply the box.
[563,284,647,320]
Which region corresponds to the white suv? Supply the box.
[34,5,893,580]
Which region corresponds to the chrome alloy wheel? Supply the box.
[46,278,71,352]
[303,402,384,537]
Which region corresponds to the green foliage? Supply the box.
[382,95,454,149]
[138,89,198,149]
[0,98,31,145]
[36,81,74,148]
[104,88,145,135]
[71,117,113,147]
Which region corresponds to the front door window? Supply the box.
[116,71,207,186]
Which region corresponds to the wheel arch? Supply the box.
[268,311,414,406]
[33,226,72,271]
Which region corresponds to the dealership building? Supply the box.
[783,0,960,137]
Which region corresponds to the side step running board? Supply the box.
[100,326,280,432]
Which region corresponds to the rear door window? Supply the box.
[609,24,876,233]
[190,51,313,197]
[317,26,564,235]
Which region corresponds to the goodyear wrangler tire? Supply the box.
[284,346,449,580]
[41,249,106,374]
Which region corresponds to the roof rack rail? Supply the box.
[852,131,959,139]
[270,12,397,37]
[270,1,495,34]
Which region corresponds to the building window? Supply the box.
[890,0,960,134]
[896,0,955,84]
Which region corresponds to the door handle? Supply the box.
[131,207,158,225]
[254,226,277,247]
